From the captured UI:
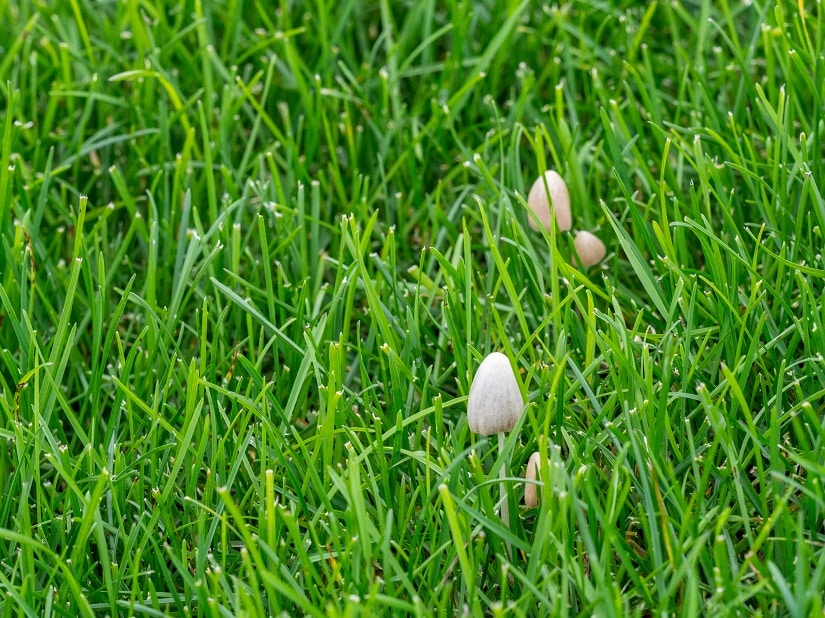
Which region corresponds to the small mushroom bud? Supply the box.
[467,352,524,436]
[573,230,606,268]
[527,170,572,232]
[524,452,545,508]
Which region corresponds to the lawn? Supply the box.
[1,0,824,615]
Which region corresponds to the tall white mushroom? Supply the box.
[526,170,572,233]
[467,352,524,535]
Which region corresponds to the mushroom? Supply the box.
[467,352,523,436]
[573,230,606,268]
[526,170,572,232]
[524,452,545,508]
[467,352,524,536]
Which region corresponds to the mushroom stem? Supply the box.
[498,432,510,556]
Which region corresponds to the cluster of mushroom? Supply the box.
[460,171,601,541]
[467,352,549,533]
[527,170,606,268]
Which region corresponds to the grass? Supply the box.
[0,0,824,615]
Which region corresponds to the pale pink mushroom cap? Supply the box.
[573,230,606,268]
[524,452,544,508]
[526,170,572,232]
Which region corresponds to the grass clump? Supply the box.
[1,1,824,616]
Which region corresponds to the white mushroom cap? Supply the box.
[573,230,606,268]
[526,170,572,232]
[467,352,524,436]
[524,452,544,508]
